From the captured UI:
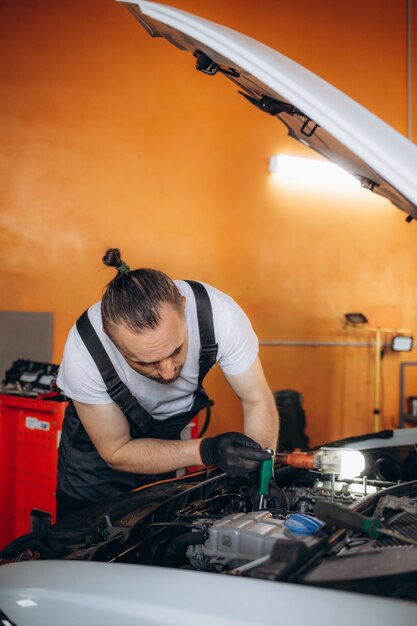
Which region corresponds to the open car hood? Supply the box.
[117,0,417,220]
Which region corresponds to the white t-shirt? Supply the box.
[57,280,258,421]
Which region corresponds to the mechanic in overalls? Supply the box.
[56,248,279,518]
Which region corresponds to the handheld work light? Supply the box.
[276,448,365,480]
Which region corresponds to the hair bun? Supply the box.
[102,248,122,268]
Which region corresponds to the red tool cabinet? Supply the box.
[0,394,67,549]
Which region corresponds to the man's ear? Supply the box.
[181,295,187,310]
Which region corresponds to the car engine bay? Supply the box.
[3,433,417,603]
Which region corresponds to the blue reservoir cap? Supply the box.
[284,513,325,536]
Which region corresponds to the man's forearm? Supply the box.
[107,437,203,474]
[242,390,279,451]
[224,358,279,451]
[74,400,204,475]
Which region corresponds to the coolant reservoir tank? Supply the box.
[202,511,294,562]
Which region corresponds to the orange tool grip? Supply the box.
[276,450,315,469]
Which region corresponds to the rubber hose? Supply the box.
[162,530,206,568]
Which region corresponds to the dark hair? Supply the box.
[101,248,183,337]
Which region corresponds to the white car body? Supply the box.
[1,3,417,624]
[1,559,417,626]
[118,1,417,218]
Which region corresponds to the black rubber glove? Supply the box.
[200,432,271,476]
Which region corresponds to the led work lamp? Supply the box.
[391,335,414,352]
[343,312,413,431]
[344,313,368,326]
[276,448,365,480]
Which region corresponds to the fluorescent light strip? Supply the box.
[269,154,360,192]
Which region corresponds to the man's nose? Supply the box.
[157,358,175,379]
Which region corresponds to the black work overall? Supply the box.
[57,281,218,519]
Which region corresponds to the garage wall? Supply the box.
[1,0,416,445]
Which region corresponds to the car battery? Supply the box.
[0,394,67,549]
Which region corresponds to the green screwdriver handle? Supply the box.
[258,449,274,496]
[315,500,382,539]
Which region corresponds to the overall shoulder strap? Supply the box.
[76,311,154,431]
[184,281,218,386]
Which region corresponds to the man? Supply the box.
[56,248,279,518]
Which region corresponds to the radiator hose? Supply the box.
[162,530,206,568]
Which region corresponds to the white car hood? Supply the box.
[117,0,417,220]
[1,561,417,626]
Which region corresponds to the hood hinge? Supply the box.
[238,92,319,137]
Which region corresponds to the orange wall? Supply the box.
[1,0,417,445]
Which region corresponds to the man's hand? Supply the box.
[199,432,271,476]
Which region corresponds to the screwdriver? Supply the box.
[258,448,275,509]
[315,500,417,547]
